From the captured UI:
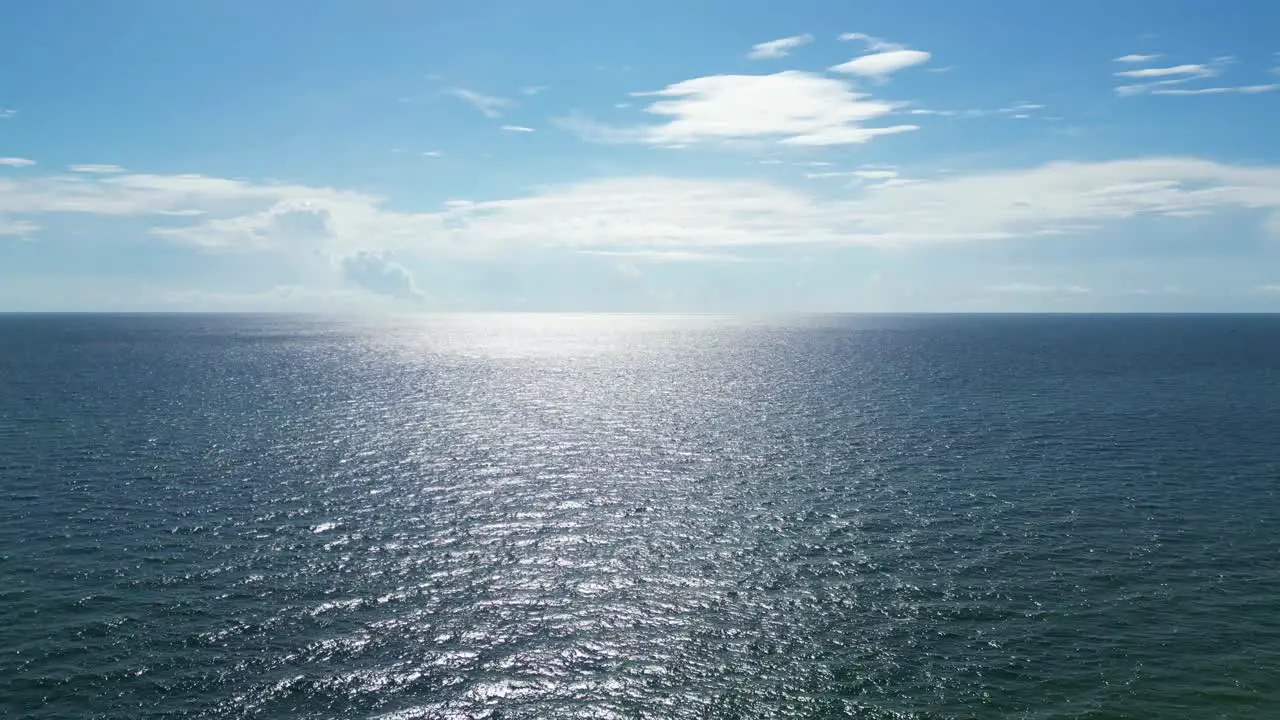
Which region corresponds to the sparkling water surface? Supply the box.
[2,313,1278,718]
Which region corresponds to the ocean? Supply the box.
[1,313,1278,718]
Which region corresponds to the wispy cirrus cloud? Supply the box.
[830,50,931,79]
[0,217,39,236]
[1110,56,1272,96]
[0,157,36,167]
[1114,53,1162,63]
[803,167,900,181]
[559,71,916,147]
[747,34,813,60]
[0,108,15,119]
[446,88,509,118]
[1149,84,1279,96]
[986,283,1091,295]
[501,124,535,133]
[1116,63,1218,79]
[837,33,902,52]
[577,249,748,263]
[907,101,1045,120]
[9,157,1280,260]
[68,164,126,174]
[851,169,899,180]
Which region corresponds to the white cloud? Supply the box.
[577,249,746,262]
[0,108,15,119]
[565,71,917,147]
[987,283,1091,295]
[804,168,899,180]
[400,157,1280,249]
[160,285,383,312]
[501,124,535,133]
[422,150,444,157]
[1114,53,1162,63]
[1150,84,1279,95]
[427,177,847,248]
[838,158,1280,241]
[1127,285,1184,296]
[907,102,1044,119]
[1113,58,1240,95]
[830,50,930,78]
[337,251,425,302]
[446,88,509,118]
[837,33,903,52]
[0,157,35,167]
[0,217,38,236]
[0,172,373,225]
[1115,63,1216,79]
[9,157,1280,257]
[747,34,813,60]
[68,164,125,174]
[999,102,1044,114]
[831,33,929,79]
[149,199,335,251]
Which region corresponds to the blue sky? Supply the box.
[2,0,1279,312]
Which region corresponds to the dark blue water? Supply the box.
[2,313,1278,718]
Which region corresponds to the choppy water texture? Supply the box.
[2,313,1279,719]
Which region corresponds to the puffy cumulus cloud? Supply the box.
[337,251,425,302]
[562,71,917,147]
[151,199,335,251]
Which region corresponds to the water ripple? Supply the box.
[2,314,1279,718]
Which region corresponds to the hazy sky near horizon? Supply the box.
[2,0,1279,312]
